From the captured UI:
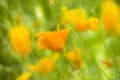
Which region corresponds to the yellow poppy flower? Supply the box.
[61,7,100,32]
[62,8,87,31]
[101,0,119,32]
[8,24,31,56]
[16,72,32,80]
[66,47,81,69]
[28,53,59,74]
[36,25,71,52]
[86,17,100,32]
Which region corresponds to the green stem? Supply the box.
[79,70,86,80]
[57,71,66,80]
[98,66,112,80]
[99,33,120,75]
[72,30,87,50]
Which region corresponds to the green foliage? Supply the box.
[0,0,120,80]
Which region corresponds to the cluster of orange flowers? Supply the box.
[8,0,120,80]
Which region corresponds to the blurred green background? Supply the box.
[0,0,120,80]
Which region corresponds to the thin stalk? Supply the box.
[98,66,112,80]
[72,30,87,50]
[57,71,66,80]
[79,70,87,80]
[99,33,120,75]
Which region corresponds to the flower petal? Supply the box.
[17,72,32,80]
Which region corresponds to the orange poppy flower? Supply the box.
[36,25,71,52]
[28,58,54,74]
[28,53,59,74]
[66,47,81,69]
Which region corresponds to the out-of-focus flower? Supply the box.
[61,7,100,32]
[36,25,71,52]
[28,53,59,74]
[101,0,119,32]
[66,47,81,69]
[86,17,100,32]
[16,72,32,80]
[116,24,120,35]
[8,24,31,56]
[62,8,87,31]
[103,59,113,67]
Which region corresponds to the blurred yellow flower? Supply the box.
[62,8,87,31]
[28,53,59,74]
[101,0,119,32]
[62,7,100,32]
[16,72,32,80]
[66,47,81,69]
[36,25,71,52]
[86,17,100,32]
[8,25,31,56]
[116,24,120,35]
